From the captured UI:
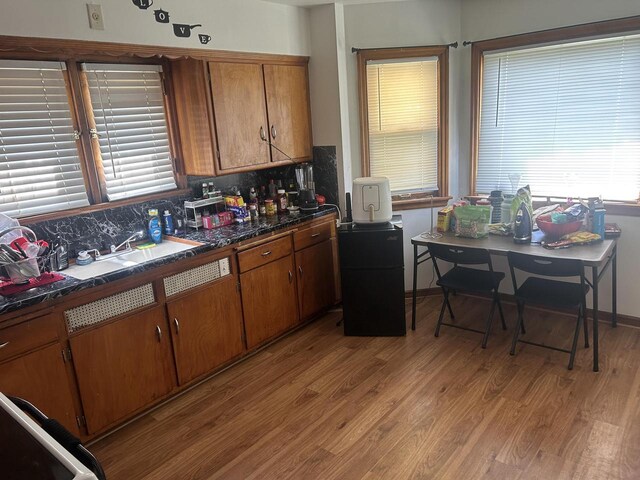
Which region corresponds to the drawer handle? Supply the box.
[173,318,180,334]
[298,265,303,277]
[0,341,9,349]
[311,233,320,238]
[288,270,293,283]
[155,325,162,342]
[271,125,277,140]
[261,251,272,257]
[260,126,267,141]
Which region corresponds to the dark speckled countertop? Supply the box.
[0,207,337,316]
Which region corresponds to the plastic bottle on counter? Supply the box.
[163,210,173,236]
[276,189,287,213]
[265,199,276,217]
[268,179,277,199]
[501,194,514,225]
[249,204,259,222]
[148,209,162,243]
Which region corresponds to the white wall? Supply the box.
[459,0,640,316]
[340,0,463,290]
[0,0,310,55]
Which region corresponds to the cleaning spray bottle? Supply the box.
[148,209,162,244]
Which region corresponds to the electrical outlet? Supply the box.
[87,4,104,30]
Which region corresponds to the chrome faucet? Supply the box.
[110,231,144,254]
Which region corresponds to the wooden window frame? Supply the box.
[470,15,640,216]
[357,46,450,210]
[0,40,188,223]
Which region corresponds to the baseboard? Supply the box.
[407,288,640,328]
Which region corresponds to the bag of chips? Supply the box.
[453,205,492,238]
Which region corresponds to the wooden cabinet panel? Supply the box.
[172,59,216,176]
[263,64,312,162]
[166,277,245,385]
[70,306,176,434]
[0,343,79,435]
[209,62,270,171]
[293,220,333,251]
[237,235,292,273]
[0,314,58,363]
[240,255,298,349]
[295,239,336,320]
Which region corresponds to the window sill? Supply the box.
[392,196,451,211]
[20,188,192,225]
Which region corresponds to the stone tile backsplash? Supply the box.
[23,146,338,258]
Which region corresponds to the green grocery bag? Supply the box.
[454,205,492,238]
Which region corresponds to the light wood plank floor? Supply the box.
[92,295,640,479]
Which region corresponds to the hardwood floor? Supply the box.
[91,295,640,479]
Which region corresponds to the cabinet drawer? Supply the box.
[0,314,58,363]
[238,236,292,273]
[294,220,333,251]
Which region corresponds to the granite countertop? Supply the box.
[0,207,337,316]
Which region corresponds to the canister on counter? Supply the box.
[265,199,276,217]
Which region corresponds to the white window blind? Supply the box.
[0,60,89,218]
[477,34,640,201]
[83,63,177,201]
[366,57,439,193]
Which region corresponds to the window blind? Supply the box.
[366,57,439,193]
[0,60,89,218]
[83,63,177,201]
[477,34,640,201]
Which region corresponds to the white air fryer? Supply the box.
[352,177,393,225]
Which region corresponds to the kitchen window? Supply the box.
[357,46,449,207]
[0,60,90,218]
[472,22,640,203]
[0,58,179,219]
[82,63,176,201]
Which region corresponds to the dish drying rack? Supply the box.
[0,226,51,285]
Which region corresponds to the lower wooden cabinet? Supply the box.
[240,254,299,349]
[0,343,79,435]
[295,238,336,320]
[166,277,245,385]
[69,305,176,434]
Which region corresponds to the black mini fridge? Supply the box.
[338,217,405,336]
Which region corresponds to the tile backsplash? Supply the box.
[22,146,338,258]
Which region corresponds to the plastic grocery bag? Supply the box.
[454,205,492,238]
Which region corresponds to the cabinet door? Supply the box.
[209,62,270,171]
[240,255,299,349]
[166,277,245,385]
[295,239,336,320]
[70,306,176,434]
[172,59,216,176]
[0,343,79,435]
[263,64,312,162]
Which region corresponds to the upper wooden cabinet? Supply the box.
[171,56,312,176]
[209,62,271,172]
[263,64,313,162]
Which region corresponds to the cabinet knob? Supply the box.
[260,126,267,141]
[0,341,9,350]
[288,270,293,283]
[155,325,162,342]
[173,318,180,334]
[271,125,277,140]
[298,265,303,277]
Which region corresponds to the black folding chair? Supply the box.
[507,252,589,370]
[427,243,507,348]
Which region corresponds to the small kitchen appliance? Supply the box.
[351,177,393,225]
[295,164,318,212]
[513,202,532,244]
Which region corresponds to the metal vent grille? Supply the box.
[164,257,231,298]
[65,284,155,333]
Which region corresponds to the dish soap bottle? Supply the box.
[148,209,162,244]
[163,210,173,236]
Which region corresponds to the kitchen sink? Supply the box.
[63,238,202,281]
